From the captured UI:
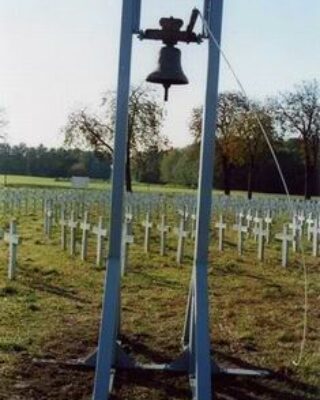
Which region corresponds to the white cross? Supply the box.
[298,212,305,226]
[246,211,253,235]
[68,211,78,256]
[191,213,197,240]
[232,220,248,256]
[157,214,170,256]
[4,219,19,280]
[264,211,273,244]
[178,205,189,224]
[59,208,68,250]
[174,213,189,265]
[237,211,245,225]
[310,219,320,257]
[253,219,267,261]
[288,216,301,252]
[275,225,293,268]
[45,208,53,237]
[121,217,134,276]
[215,215,226,252]
[93,216,107,266]
[142,212,152,253]
[80,211,91,261]
[306,213,314,241]
[125,205,133,223]
[44,201,53,238]
[253,212,260,242]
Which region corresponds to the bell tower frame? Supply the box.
[89,1,268,399]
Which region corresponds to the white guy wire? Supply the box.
[197,9,308,367]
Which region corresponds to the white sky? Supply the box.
[0,0,319,148]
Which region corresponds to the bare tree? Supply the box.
[272,80,320,199]
[63,86,167,192]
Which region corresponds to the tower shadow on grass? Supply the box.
[8,336,318,400]
[112,340,319,400]
[213,350,318,400]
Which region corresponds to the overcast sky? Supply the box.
[0,0,319,148]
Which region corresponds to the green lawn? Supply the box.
[0,198,318,399]
[0,174,198,194]
[0,174,110,190]
[0,174,314,200]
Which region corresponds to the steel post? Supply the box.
[192,1,224,399]
[92,0,134,398]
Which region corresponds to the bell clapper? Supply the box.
[164,84,170,101]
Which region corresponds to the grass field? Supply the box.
[0,174,315,201]
[0,174,199,194]
[0,197,319,400]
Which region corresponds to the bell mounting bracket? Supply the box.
[139,9,203,45]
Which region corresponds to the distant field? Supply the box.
[0,175,109,190]
[0,174,198,193]
[0,174,313,200]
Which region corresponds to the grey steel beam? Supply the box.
[191,0,224,399]
[92,0,135,398]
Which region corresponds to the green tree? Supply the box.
[272,80,320,199]
[160,148,182,184]
[160,145,199,187]
[132,145,163,183]
[189,92,248,195]
[233,102,276,199]
[174,144,199,187]
[63,85,167,192]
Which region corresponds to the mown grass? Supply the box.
[1,174,312,199]
[0,202,319,399]
[0,174,198,194]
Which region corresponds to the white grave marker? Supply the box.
[92,216,107,266]
[4,220,19,280]
[157,214,170,256]
[142,212,152,253]
[275,225,293,268]
[253,219,267,261]
[80,211,91,261]
[68,211,78,256]
[59,208,68,250]
[214,215,226,252]
[233,219,248,256]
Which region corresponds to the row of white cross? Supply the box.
[140,207,320,267]
[216,211,320,267]
[59,210,108,266]
[2,187,320,222]
[55,207,320,269]
[2,207,319,281]
[56,206,191,269]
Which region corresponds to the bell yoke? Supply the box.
[142,12,202,100]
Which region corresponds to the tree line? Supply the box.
[1,80,319,198]
[0,143,111,180]
[62,80,319,199]
[0,138,313,198]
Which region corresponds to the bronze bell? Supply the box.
[146,45,189,101]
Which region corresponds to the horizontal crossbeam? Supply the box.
[139,29,202,44]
